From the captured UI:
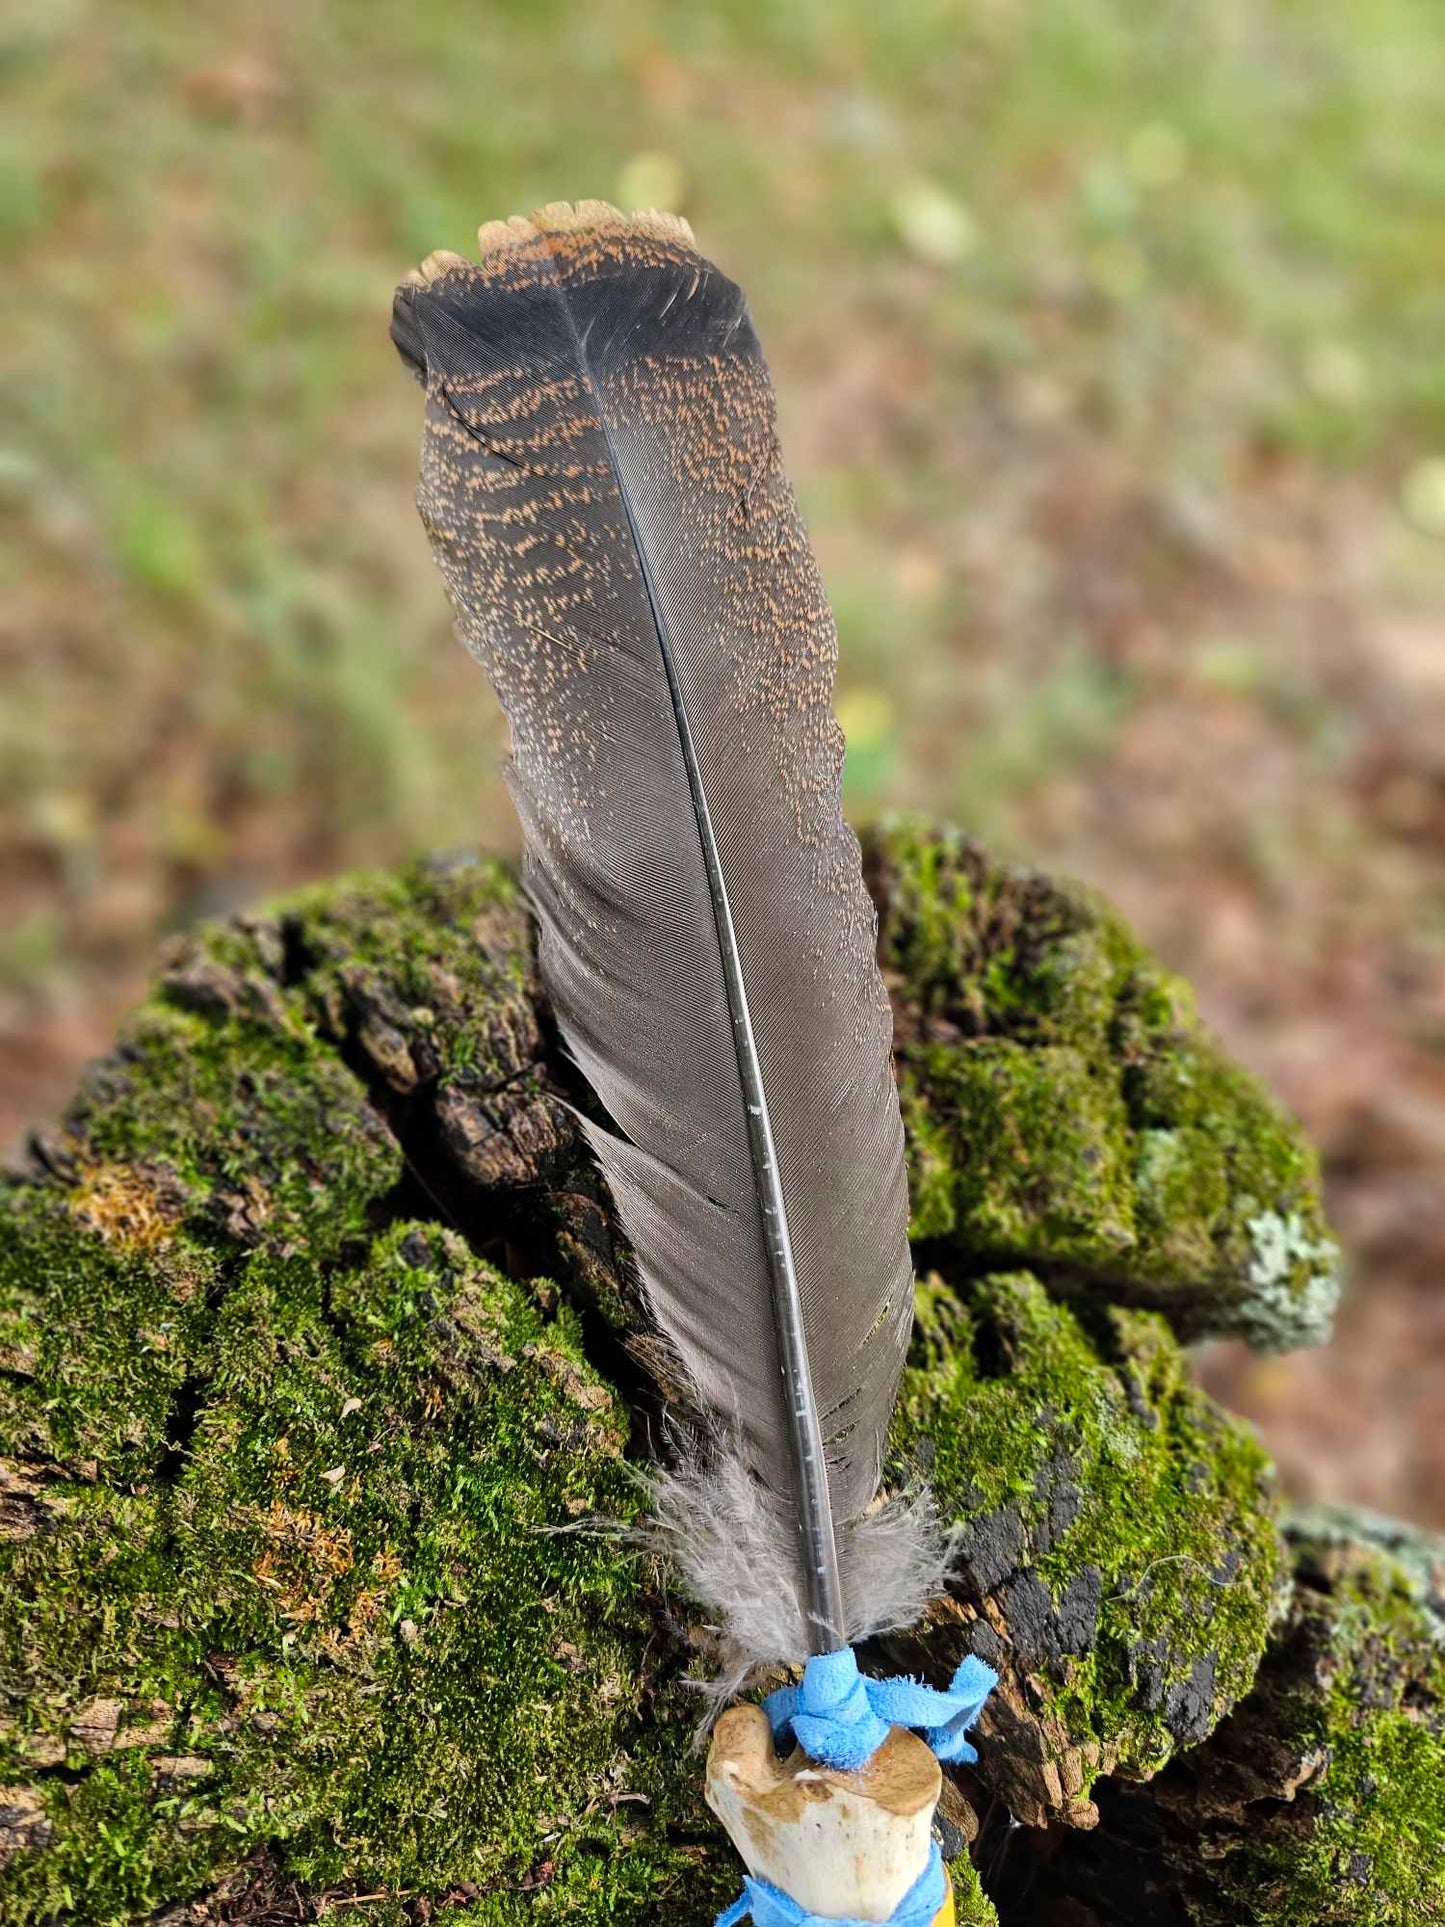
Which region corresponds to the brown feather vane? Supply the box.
[391,202,941,1670]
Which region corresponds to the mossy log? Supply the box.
[1,822,1430,1927]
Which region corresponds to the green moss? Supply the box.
[903,1042,1135,1262]
[0,1222,726,1925]
[894,1272,1283,1817]
[280,852,537,1095]
[50,997,400,1266]
[279,853,631,1326]
[1199,1515,1445,1926]
[1024,1513,1445,1922]
[869,820,1340,1350]
[0,1185,220,1483]
[951,1855,1000,1925]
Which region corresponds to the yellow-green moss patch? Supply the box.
[893,1272,1283,1824]
[869,820,1339,1350]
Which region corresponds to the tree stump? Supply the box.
[2,823,1430,1927]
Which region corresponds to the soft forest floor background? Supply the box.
[4,0,1444,1526]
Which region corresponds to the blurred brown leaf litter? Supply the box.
[3,0,1443,1522]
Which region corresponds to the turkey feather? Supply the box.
[392,202,934,1664]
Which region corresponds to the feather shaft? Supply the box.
[575,317,844,1646]
[628,485,845,1652]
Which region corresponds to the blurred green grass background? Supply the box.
[3,0,1445,1518]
